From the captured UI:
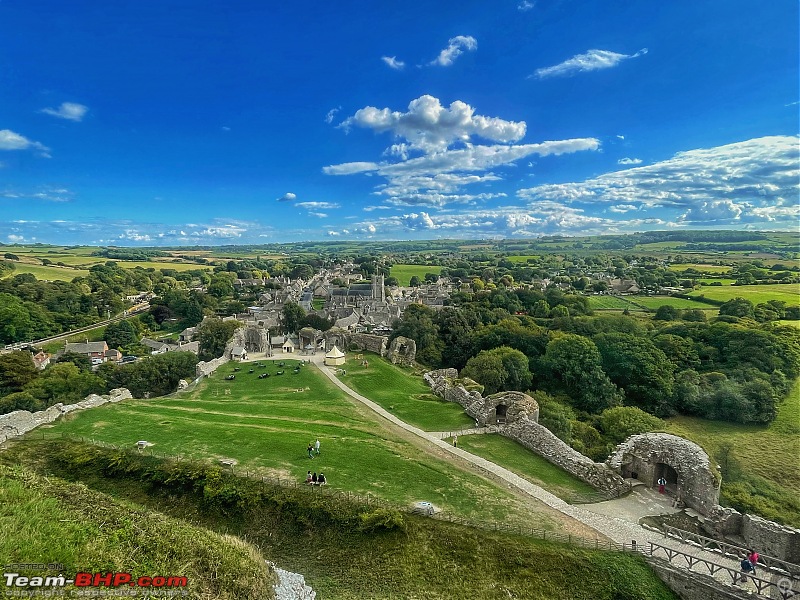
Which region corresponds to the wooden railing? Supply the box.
[663,525,800,578]
[649,542,798,599]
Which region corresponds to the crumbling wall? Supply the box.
[0,388,132,445]
[323,329,388,357]
[386,336,416,366]
[196,355,229,378]
[424,369,628,496]
[607,433,719,515]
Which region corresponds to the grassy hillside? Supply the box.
[0,464,275,599]
[390,264,442,286]
[2,439,677,600]
[687,283,800,305]
[663,378,800,526]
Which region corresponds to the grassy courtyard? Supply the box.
[337,355,475,431]
[35,359,572,531]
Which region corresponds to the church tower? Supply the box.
[371,274,385,303]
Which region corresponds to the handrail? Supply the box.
[663,525,800,578]
[649,542,798,599]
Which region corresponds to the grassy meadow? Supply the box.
[687,283,800,305]
[338,356,475,431]
[389,264,442,286]
[36,359,571,530]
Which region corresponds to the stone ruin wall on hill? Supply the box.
[423,368,629,496]
[0,388,133,445]
[197,355,230,378]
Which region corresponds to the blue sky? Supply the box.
[1,1,798,245]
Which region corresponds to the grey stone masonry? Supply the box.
[607,433,719,515]
[424,369,629,496]
[0,388,132,445]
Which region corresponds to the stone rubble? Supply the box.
[268,563,316,600]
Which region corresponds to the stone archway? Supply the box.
[655,463,679,495]
[494,404,508,424]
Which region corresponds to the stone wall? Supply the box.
[323,329,388,357]
[0,388,132,445]
[706,507,800,563]
[386,336,416,366]
[424,369,629,496]
[607,433,719,515]
[196,355,229,378]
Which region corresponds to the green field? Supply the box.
[456,434,596,501]
[663,378,800,526]
[633,296,719,310]
[668,264,732,273]
[338,356,475,431]
[506,255,541,263]
[588,296,643,311]
[38,359,565,530]
[389,264,442,286]
[697,278,736,285]
[3,263,89,281]
[688,283,800,306]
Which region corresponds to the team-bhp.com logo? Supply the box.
[4,572,187,589]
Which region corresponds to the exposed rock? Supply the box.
[387,336,416,366]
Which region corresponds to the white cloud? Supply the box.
[518,1,535,11]
[296,201,340,210]
[1,187,72,202]
[7,234,25,243]
[609,204,639,213]
[532,48,648,79]
[429,35,477,67]
[308,212,328,218]
[517,136,799,226]
[0,129,51,157]
[339,95,526,154]
[40,102,88,122]
[618,157,642,165]
[381,56,405,70]
[324,107,341,124]
[277,192,297,202]
[404,212,437,229]
[119,230,152,242]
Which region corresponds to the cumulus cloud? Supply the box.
[40,102,88,122]
[404,212,437,229]
[429,35,477,67]
[381,56,405,70]
[518,1,535,11]
[532,48,648,79]
[339,95,526,154]
[517,136,799,226]
[618,157,642,165]
[277,192,297,202]
[0,129,51,157]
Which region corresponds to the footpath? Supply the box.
[299,354,777,595]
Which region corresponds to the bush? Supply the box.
[599,406,664,444]
[358,508,406,533]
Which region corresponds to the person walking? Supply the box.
[453,435,458,448]
[315,439,321,455]
[657,476,667,494]
[747,549,759,575]
[307,443,314,459]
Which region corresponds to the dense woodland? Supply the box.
[389,290,800,460]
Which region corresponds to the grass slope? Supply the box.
[456,434,596,501]
[37,359,566,530]
[0,464,275,599]
[663,378,800,526]
[2,440,676,600]
[338,355,475,431]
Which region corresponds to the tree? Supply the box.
[300,313,334,331]
[207,272,235,298]
[24,362,105,407]
[682,309,707,322]
[654,305,680,321]
[544,334,621,412]
[390,304,441,366]
[55,351,93,372]
[594,332,675,415]
[599,406,664,444]
[105,320,138,349]
[719,297,755,319]
[106,351,198,398]
[534,391,574,443]
[197,318,240,362]
[0,351,39,395]
[462,347,531,395]
[409,275,421,287]
[281,301,306,334]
